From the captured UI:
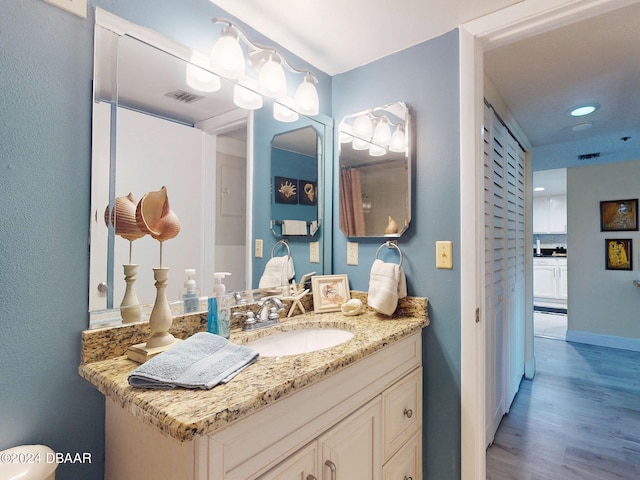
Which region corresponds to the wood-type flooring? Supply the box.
[487,337,640,480]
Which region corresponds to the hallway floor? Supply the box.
[487,337,640,479]
[533,311,567,340]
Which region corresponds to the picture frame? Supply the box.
[311,274,350,313]
[298,179,317,206]
[605,238,632,271]
[600,199,638,231]
[274,176,298,204]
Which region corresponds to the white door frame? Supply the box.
[458,1,637,479]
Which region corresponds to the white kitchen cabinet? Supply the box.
[105,333,423,480]
[533,195,566,233]
[533,257,567,306]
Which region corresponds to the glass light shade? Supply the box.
[186,52,221,92]
[273,102,299,122]
[294,75,319,115]
[339,124,353,143]
[389,127,406,153]
[369,144,387,156]
[352,138,370,150]
[259,56,287,98]
[353,114,373,140]
[372,119,392,147]
[233,84,263,110]
[210,27,245,79]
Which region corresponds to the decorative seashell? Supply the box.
[104,193,145,241]
[385,216,399,234]
[341,298,364,316]
[136,186,181,242]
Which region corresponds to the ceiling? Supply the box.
[210,0,640,170]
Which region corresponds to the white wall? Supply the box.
[567,159,640,342]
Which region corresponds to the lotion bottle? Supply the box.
[182,269,200,313]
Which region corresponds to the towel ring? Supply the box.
[375,241,403,267]
[271,239,291,258]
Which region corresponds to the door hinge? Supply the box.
[475,307,480,324]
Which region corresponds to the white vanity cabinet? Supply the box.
[533,257,567,307]
[104,332,423,480]
[533,195,567,233]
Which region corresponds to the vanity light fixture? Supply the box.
[372,117,392,147]
[233,83,263,110]
[273,101,299,123]
[388,125,406,153]
[209,18,320,119]
[186,52,221,93]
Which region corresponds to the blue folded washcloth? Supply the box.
[128,332,259,390]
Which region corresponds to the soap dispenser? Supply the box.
[182,269,200,313]
[207,272,232,338]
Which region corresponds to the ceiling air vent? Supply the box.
[578,152,600,161]
[164,90,205,104]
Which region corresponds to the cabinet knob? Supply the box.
[404,477,413,480]
[325,460,337,480]
[403,408,413,418]
[306,476,317,480]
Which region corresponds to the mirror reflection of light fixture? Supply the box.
[208,18,320,119]
[273,101,299,123]
[389,125,406,153]
[233,83,263,110]
[369,144,387,156]
[186,52,221,92]
[372,117,392,147]
[353,114,373,140]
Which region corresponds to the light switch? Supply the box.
[255,239,263,258]
[309,242,320,263]
[347,242,359,266]
[436,241,453,269]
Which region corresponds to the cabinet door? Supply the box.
[548,196,567,233]
[382,368,421,461]
[318,398,381,480]
[382,431,422,480]
[257,442,318,480]
[533,263,556,299]
[557,263,568,299]
[533,197,549,233]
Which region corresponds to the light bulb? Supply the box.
[372,118,392,147]
[294,74,319,115]
[233,84,263,110]
[186,52,220,92]
[353,114,373,140]
[210,25,245,79]
[259,55,287,98]
[273,102,299,122]
[389,127,406,153]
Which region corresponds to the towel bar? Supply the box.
[375,241,403,266]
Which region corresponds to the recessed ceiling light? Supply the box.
[534,187,545,192]
[572,122,593,132]
[568,104,599,117]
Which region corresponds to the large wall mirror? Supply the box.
[338,102,411,237]
[89,10,331,327]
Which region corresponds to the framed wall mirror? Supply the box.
[89,10,331,328]
[338,102,411,238]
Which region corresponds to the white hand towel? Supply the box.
[367,259,407,316]
[282,220,308,235]
[259,256,295,289]
[128,332,258,390]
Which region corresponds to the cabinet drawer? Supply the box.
[383,430,422,480]
[382,367,422,461]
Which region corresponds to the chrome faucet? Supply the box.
[257,297,284,325]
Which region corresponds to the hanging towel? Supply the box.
[128,332,258,390]
[259,256,295,289]
[367,259,407,316]
[282,220,308,235]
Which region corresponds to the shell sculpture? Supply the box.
[104,192,146,241]
[135,186,181,242]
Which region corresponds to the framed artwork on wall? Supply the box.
[600,199,638,231]
[605,238,632,270]
[312,274,350,313]
[274,176,298,204]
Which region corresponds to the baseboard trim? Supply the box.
[566,330,640,352]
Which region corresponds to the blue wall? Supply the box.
[332,31,462,479]
[0,1,330,479]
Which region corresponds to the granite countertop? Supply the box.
[79,296,428,442]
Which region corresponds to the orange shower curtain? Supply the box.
[339,168,366,237]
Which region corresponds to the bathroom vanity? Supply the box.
[80,296,428,480]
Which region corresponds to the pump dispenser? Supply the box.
[207,272,232,338]
[182,269,199,313]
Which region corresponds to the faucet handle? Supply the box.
[268,306,281,322]
[233,311,257,331]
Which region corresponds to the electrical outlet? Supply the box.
[255,239,263,258]
[347,242,359,266]
[309,242,320,263]
[436,241,453,269]
[42,0,87,18]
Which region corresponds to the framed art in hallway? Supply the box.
[600,199,638,231]
[605,238,632,270]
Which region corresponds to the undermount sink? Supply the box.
[246,328,355,357]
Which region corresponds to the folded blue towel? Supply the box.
[128,332,259,390]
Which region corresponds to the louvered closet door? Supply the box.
[484,104,526,447]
